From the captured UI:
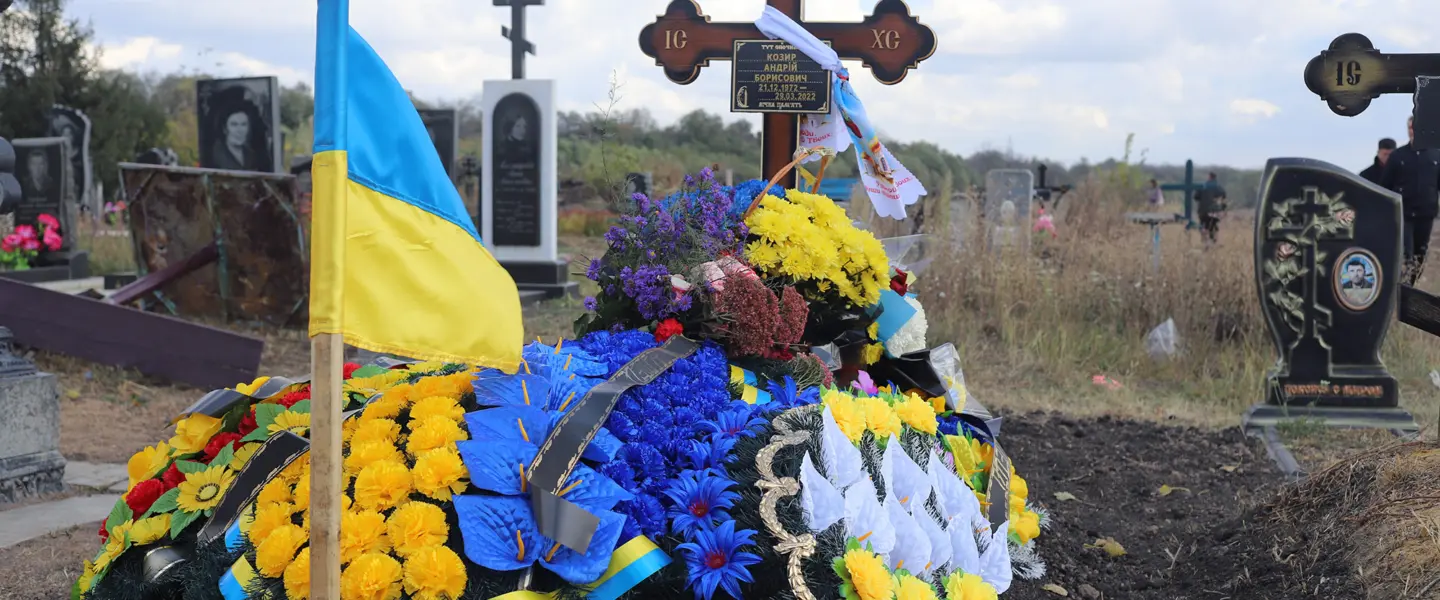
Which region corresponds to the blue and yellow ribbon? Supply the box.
[222,503,256,552]
[728,365,772,405]
[218,555,259,600]
[488,537,671,600]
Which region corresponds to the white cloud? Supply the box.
[95,37,182,70]
[1230,98,1281,119]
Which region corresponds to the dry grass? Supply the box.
[0,523,100,600]
[69,217,136,276]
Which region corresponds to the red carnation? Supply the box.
[342,362,362,379]
[277,387,311,408]
[13,224,35,240]
[203,432,242,462]
[35,214,59,230]
[890,269,909,296]
[125,479,165,515]
[162,463,185,490]
[654,318,684,342]
[98,518,108,541]
[237,407,258,436]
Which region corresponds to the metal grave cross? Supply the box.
[639,0,936,188]
[495,0,542,80]
[1303,33,1440,147]
[1265,187,1354,373]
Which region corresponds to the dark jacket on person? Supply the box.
[1380,143,1440,218]
[1195,180,1227,216]
[1360,158,1386,184]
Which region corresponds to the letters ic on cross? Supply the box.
[1303,33,1440,148]
[638,0,936,188]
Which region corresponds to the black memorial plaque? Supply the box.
[1255,158,1400,408]
[490,92,542,247]
[730,39,831,114]
[419,109,458,179]
[11,137,72,252]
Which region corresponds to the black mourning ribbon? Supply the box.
[196,430,311,544]
[172,376,311,424]
[527,336,700,553]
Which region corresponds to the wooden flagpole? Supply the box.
[309,333,344,597]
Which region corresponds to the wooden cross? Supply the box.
[495,0,542,80]
[639,0,936,188]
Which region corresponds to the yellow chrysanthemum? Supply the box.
[269,410,311,437]
[352,418,402,445]
[859,397,902,440]
[234,376,271,397]
[341,509,392,565]
[843,546,893,600]
[168,414,223,456]
[129,514,171,545]
[284,546,311,600]
[293,475,311,512]
[894,393,938,435]
[409,396,464,424]
[177,465,236,513]
[383,382,417,406]
[251,501,297,542]
[127,442,171,489]
[230,442,261,470]
[943,572,998,600]
[341,552,404,600]
[403,545,468,600]
[361,395,406,421]
[342,418,360,444]
[862,343,884,365]
[386,502,450,557]
[354,460,413,511]
[824,391,866,443]
[346,440,405,476]
[866,322,880,341]
[895,573,940,600]
[258,477,293,506]
[405,416,467,458]
[412,447,469,501]
[281,455,310,483]
[255,523,307,577]
[412,376,462,402]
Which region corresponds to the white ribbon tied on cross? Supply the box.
[755,6,927,220]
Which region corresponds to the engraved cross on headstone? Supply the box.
[1266,187,1353,377]
[495,0,542,80]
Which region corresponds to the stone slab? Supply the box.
[0,451,66,504]
[0,372,60,459]
[63,461,128,490]
[0,493,119,549]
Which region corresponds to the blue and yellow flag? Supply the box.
[310,0,521,371]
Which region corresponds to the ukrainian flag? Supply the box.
[310,0,521,370]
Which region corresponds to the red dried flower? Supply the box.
[204,432,242,462]
[654,318,684,342]
[162,463,185,490]
[342,362,362,379]
[237,408,258,436]
[125,479,165,515]
[277,387,311,408]
[890,269,909,296]
[714,276,779,357]
[775,286,809,346]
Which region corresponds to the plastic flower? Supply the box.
[943,572,998,600]
[354,459,414,511]
[124,479,165,515]
[860,397,902,440]
[894,393,938,435]
[341,509,392,565]
[258,477,293,505]
[346,440,405,475]
[402,545,467,600]
[412,374,465,402]
[662,472,740,535]
[340,552,404,600]
[698,406,767,440]
[835,540,893,600]
[386,501,449,557]
[234,376,271,397]
[251,501,297,542]
[92,536,126,572]
[411,447,469,501]
[255,523,308,577]
[895,572,940,600]
[1015,510,1041,544]
[168,414,223,456]
[281,455,310,483]
[405,416,467,457]
[77,560,98,592]
[293,474,312,511]
[284,547,311,600]
[409,396,464,423]
[129,514,171,545]
[675,520,762,600]
[127,442,171,488]
[202,432,242,462]
[824,390,866,443]
[177,464,236,513]
[269,410,311,437]
[361,395,406,421]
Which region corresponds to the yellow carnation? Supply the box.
[409,396,464,424]
[281,455,310,483]
[895,573,939,600]
[403,545,468,600]
[354,460,413,511]
[127,442,171,489]
[412,448,469,501]
[859,397,902,440]
[943,572,998,600]
[177,464,235,513]
[361,395,406,421]
[293,475,311,512]
[258,478,293,506]
[234,376,271,397]
[824,392,865,443]
[386,502,449,557]
[405,416,467,458]
[254,524,307,578]
[269,411,311,437]
[346,440,404,475]
[230,442,261,470]
[342,418,360,444]
[129,514,171,545]
[842,546,893,600]
[251,501,297,542]
[168,414,223,456]
[412,376,461,402]
[341,552,404,600]
[284,547,311,600]
[341,509,392,565]
[383,382,416,406]
[894,393,938,435]
[352,419,402,445]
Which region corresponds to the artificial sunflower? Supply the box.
[284,547,311,600]
[76,560,98,593]
[340,509,392,565]
[129,514,171,545]
[269,410,311,437]
[341,552,404,600]
[411,447,468,501]
[169,414,223,456]
[255,523,308,577]
[230,442,261,471]
[177,465,236,513]
[92,535,126,573]
[386,501,449,557]
[126,442,171,489]
[353,459,413,511]
[402,545,468,600]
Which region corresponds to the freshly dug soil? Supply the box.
[1000,412,1364,600]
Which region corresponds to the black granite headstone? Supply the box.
[46,106,92,215]
[1415,76,1440,151]
[489,92,542,247]
[624,172,652,199]
[1255,158,1400,408]
[11,138,73,253]
[418,109,458,178]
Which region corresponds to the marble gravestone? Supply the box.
[1245,158,1417,432]
[0,326,65,504]
[418,109,459,180]
[481,79,576,299]
[984,169,1033,252]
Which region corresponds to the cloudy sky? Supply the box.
[69,0,1430,170]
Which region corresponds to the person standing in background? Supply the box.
[1147,179,1164,207]
[1380,116,1440,284]
[1195,172,1227,249]
[1360,137,1397,184]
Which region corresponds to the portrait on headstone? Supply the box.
[418,109,458,178]
[46,106,91,212]
[1335,249,1381,310]
[196,76,281,173]
[11,137,73,250]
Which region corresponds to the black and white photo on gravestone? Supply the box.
[6,137,88,279]
[418,108,459,179]
[196,76,283,173]
[45,105,94,216]
[984,168,1033,253]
